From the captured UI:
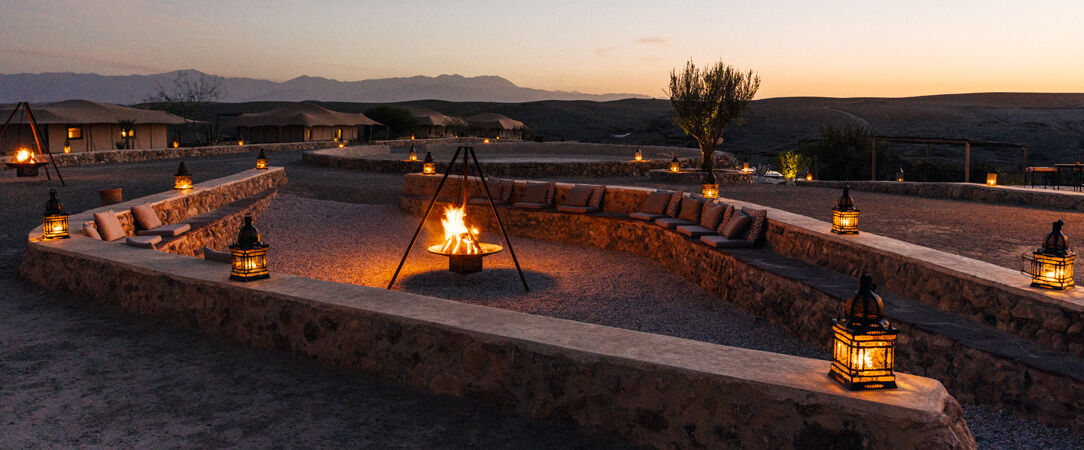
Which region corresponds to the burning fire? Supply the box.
[14,149,35,163]
[438,205,482,254]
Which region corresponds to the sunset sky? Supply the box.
[1,0,1082,98]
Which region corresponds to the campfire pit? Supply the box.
[426,205,503,274]
[4,149,49,177]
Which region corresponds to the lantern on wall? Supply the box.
[63,139,71,154]
[238,139,245,146]
[742,162,752,174]
[256,149,268,170]
[408,144,418,161]
[174,161,193,190]
[1021,220,1075,290]
[669,156,680,172]
[173,140,180,148]
[986,173,997,186]
[483,138,490,144]
[831,186,859,235]
[895,167,904,182]
[701,171,719,199]
[829,275,898,390]
[41,189,70,241]
[338,140,345,148]
[229,215,270,282]
[422,151,436,174]
[805,171,814,181]
[634,148,643,162]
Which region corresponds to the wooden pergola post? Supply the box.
[871,139,878,181]
[964,141,971,183]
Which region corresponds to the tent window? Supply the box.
[336,128,342,139]
[67,127,83,140]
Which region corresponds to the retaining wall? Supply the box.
[803,180,1084,210]
[41,142,334,167]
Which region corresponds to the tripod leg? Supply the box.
[468,148,529,292]
[387,147,462,289]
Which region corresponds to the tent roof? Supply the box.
[0,100,187,125]
[230,103,382,128]
[466,113,525,130]
[410,108,466,127]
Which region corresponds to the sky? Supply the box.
[1,0,1083,98]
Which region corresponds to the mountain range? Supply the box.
[0,69,648,104]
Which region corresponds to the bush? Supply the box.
[776,150,811,184]
[363,105,418,139]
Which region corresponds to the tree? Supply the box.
[666,59,760,172]
[776,150,811,184]
[145,71,226,145]
[364,105,419,139]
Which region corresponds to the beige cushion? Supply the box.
[137,223,191,237]
[700,235,754,248]
[93,211,125,242]
[203,247,232,263]
[700,203,727,229]
[676,225,716,238]
[522,182,550,204]
[500,180,514,204]
[130,204,162,230]
[82,222,101,240]
[125,235,161,249]
[721,211,752,239]
[629,212,664,221]
[563,185,594,207]
[655,217,693,229]
[678,197,703,223]
[588,185,605,208]
[640,191,671,215]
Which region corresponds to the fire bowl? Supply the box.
[427,243,503,274]
[4,162,49,177]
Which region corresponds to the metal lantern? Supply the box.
[338,141,345,148]
[174,161,193,190]
[829,275,899,390]
[669,156,680,172]
[256,149,268,170]
[742,162,752,174]
[483,138,490,144]
[701,171,719,199]
[986,173,997,186]
[229,215,269,282]
[805,171,814,181]
[63,139,71,154]
[831,186,859,235]
[895,167,904,182]
[173,140,180,148]
[634,148,643,162]
[238,139,245,146]
[1022,220,1075,290]
[408,144,418,161]
[422,151,436,174]
[41,189,70,241]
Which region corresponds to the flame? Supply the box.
[15,149,34,163]
[438,205,482,254]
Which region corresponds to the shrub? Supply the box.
[363,105,418,139]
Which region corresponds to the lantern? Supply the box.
[120,130,127,138]
[238,139,245,146]
[173,140,180,148]
[229,215,269,282]
[805,171,814,181]
[831,186,859,235]
[986,173,997,186]
[411,134,415,140]
[1021,220,1075,290]
[670,156,680,172]
[41,189,70,241]
[63,139,71,154]
[742,162,752,174]
[256,149,268,170]
[174,161,192,190]
[829,275,898,390]
[422,151,436,174]
[895,167,904,182]
[634,148,643,162]
[701,171,719,199]
[483,138,490,144]
[408,144,418,161]
[338,141,345,148]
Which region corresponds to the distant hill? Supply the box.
[0,69,648,104]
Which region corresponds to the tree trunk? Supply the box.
[700,143,715,172]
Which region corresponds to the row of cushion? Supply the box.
[81,204,191,249]
[467,179,605,214]
[630,190,766,249]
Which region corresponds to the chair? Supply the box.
[1026,167,1057,189]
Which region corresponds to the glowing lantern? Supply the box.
[634,148,643,162]
[742,162,752,174]
[1021,220,1075,290]
[229,215,269,282]
[173,140,180,148]
[338,141,345,148]
[701,171,719,199]
[669,156,680,172]
[422,151,436,174]
[831,186,859,235]
[174,161,193,190]
[805,171,814,181]
[986,173,997,186]
[408,144,418,161]
[41,189,70,241]
[120,130,127,138]
[63,139,71,154]
[256,149,268,170]
[829,275,898,390]
[895,167,904,182]
[238,139,245,146]
[496,136,500,140]
[483,138,490,144]
[411,135,415,140]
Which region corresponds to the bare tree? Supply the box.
[146,71,226,145]
[667,60,760,172]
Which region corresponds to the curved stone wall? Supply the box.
[40,142,335,167]
[803,180,1084,210]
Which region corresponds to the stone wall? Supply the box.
[648,168,754,185]
[158,190,279,257]
[42,142,333,167]
[304,150,680,177]
[375,137,484,147]
[400,174,1084,433]
[803,180,1084,210]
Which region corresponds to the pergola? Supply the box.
[871,136,1029,182]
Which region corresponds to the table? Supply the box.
[1054,163,1084,191]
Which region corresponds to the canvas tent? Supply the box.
[466,113,526,139]
[0,100,186,154]
[230,103,383,143]
[411,109,467,138]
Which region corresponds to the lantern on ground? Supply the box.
[831,186,859,235]
[338,141,345,148]
[483,138,490,144]
[63,139,71,154]
[229,215,269,282]
[987,173,997,186]
[895,167,904,182]
[238,139,245,146]
[805,171,814,181]
[174,161,192,190]
[670,156,680,172]
[701,171,719,199]
[422,151,436,174]
[256,149,268,170]
[408,144,418,161]
[1021,220,1075,290]
[742,162,751,174]
[41,189,70,241]
[829,275,898,390]
[634,148,643,162]
[173,140,180,148]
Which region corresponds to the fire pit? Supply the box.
[426,205,503,274]
[4,148,49,177]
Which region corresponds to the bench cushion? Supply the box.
[557,205,599,214]
[676,225,717,238]
[655,217,694,229]
[131,204,163,230]
[125,235,161,249]
[700,235,754,248]
[742,207,768,243]
[82,222,101,240]
[721,210,752,239]
[701,202,728,229]
[640,191,671,215]
[514,202,549,210]
[93,211,125,242]
[678,197,703,223]
[136,223,191,237]
[629,212,665,221]
[588,185,605,208]
[665,192,683,217]
[522,182,551,204]
[563,185,594,207]
[202,247,233,263]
